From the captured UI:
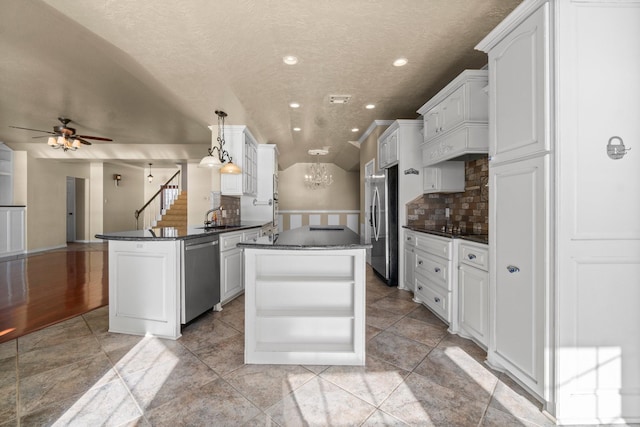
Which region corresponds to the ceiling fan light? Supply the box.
[72,139,81,148]
[198,154,223,168]
[47,137,57,146]
[57,136,66,146]
[220,161,242,175]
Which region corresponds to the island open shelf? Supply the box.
[243,247,366,366]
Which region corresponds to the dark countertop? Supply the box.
[95,221,265,241]
[0,205,26,207]
[238,225,371,250]
[403,225,488,245]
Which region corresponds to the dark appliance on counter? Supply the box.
[370,165,398,286]
[181,235,220,323]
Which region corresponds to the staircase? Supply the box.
[155,191,187,231]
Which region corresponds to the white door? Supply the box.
[66,177,76,242]
[555,1,640,421]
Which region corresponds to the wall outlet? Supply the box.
[445,207,450,218]
[222,209,227,218]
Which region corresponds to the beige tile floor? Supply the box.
[0,266,558,426]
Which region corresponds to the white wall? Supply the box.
[279,163,359,211]
[26,157,91,251]
[187,162,217,226]
[103,162,144,233]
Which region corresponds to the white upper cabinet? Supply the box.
[377,128,399,169]
[422,162,465,193]
[487,4,548,164]
[220,126,258,196]
[418,70,489,165]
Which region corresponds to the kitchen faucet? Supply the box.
[204,206,223,226]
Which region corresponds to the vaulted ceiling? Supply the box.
[0,0,521,171]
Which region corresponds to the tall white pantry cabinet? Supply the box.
[477,0,640,424]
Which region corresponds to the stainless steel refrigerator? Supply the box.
[370,165,398,286]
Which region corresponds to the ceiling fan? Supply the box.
[9,117,112,151]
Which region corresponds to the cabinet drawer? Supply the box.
[404,231,417,248]
[459,242,489,271]
[415,233,452,260]
[415,250,449,288]
[243,229,260,241]
[220,232,243,251]
[415,273,449,323]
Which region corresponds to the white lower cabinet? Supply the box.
[458,241,489,348]
[402,230,417,291]
[220,228,261,304]
[409,232,456,327]
[0,206,25,257]
[489,155,547,397]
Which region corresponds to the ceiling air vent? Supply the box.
[329,95,351,104]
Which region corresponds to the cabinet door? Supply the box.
[423,107,440,142]
[378,130,398,168]
[221,248,243,303]
[440,86,465,133]
[459,264,488,347]
[488,4,549,164]
[377,138,388,168]
[403,245,415,292]
[490,155,547,396]
[387,131,398,166]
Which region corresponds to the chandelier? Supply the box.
[198,110,242,174]
[47,135,82,151]
[304,149,333,189]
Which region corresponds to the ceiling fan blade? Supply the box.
[77,134,112,141]
[75,137,92,145]
[9,125,54,134]
[32,134,57,139]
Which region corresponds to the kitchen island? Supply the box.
[238,226,370,366]
[95,223,264,340]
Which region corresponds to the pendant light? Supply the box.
[199,110,242,174]
[147,163,154,183]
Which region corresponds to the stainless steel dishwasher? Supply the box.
[181,235,220,324]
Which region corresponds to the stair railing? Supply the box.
[135,170,181,230]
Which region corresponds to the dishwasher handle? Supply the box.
[185,240,219,251]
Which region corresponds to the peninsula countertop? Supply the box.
[95,221,265,241]
[238,225,371,250]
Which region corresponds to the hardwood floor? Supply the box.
[0,242,108,344]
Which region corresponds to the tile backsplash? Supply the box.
[220,195,241,225]
[406,157,489,234]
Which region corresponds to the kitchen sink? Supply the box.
[195,225,237,230]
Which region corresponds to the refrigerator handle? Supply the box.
[373,187,380,240]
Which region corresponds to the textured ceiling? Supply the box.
[0,0,521,171]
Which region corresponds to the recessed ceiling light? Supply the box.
[283,55,298,65]
[393,57,408,67]
[365,104,376,110]
[293,127,301,132]
[289,102,300,108]
[351,128,359,132]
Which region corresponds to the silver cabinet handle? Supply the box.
[468,254,476,260]
[507,265,520,273]
[434,297,441,303]
[434,267,441,273]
